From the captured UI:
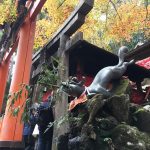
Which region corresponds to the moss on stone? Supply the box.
[112,78,130,96]
[111,124,150,150]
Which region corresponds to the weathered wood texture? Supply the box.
[31,0,94,103]
[30,0,47,20]
[65,32,83,52]
[32,1,94,149]
[32,84,43,102]
[32,0,94,67]
[46,0,93,49]
[31,1,94,149]
[126,41,150,61]
[52,35,69,150]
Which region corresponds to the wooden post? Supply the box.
[0,16,36,148]
[52,35,70,149]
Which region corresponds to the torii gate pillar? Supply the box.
[0,16,36,149]
[0,61,10,113]
[0,0,46,149]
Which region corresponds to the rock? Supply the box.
[107,94,130,123]
[86,94,106,124]
[95,136,112,150]
[94,123,116,150]
[68,136,82,150]
[111,124,150,150]
[103,138,115,150]
[57,133,69,150]
[133,107,150,133]
[81,124,96,139]
[129,103,141,114]
[68,124,97,150]
[111,78,130,96]
[62,77,150,150]
[93,117,118,148]
[69,135,96,150]
[79,138,96,150]
[129,103,141,124]
[95,116,118,130]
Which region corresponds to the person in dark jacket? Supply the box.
[23,107,37,150]
[37,89,54,150]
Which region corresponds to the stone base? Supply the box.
[0,141,24,150]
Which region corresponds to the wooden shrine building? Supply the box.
[32,37,150,87]
[31,33,150,149]
[0,0,149,149]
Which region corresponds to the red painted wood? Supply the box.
[0,17,36,141]
[0,61,10,113]
[30,0,47,20]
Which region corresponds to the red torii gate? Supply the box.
[0,0,46,149]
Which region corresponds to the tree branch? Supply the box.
[109,0,122,21]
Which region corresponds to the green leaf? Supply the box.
[25,85,31,92]
[12,106,20,117]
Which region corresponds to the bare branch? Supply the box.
[104,1,110,31]
[109,0,122,21]
[57,0,67,9]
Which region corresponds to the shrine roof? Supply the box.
[67,40,150,82]
[32,39,150,82]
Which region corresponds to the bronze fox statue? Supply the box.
[61,46,134,98]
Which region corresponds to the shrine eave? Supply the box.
[32,38,150,83]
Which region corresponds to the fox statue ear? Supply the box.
[78,76,86,86]
[70,77,80,85]
[72,77,78,82]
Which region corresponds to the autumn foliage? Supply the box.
[0,0,17,25]
[34,0,78,49]
[34,0,149,51]
[0,0,149,51]
[106,2,150,42]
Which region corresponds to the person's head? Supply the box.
[30,107,36,115]
[30,103,39,114]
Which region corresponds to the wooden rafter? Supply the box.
[32,0,94,65]
[126,41,150,61]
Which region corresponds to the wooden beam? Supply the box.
[0,60,10,113]
[63,13,85,36]
[46,13,85,50]
[126,41,150,61]
[32,65,43,79]
[0,0,34,64]
[32,0,94,59]
[32,0,94,78]
[30,0,47,21]
[0,17,36,143]
[65,32,83,52]
[0,0,45,64]
[54,0,92,35]
[78,0,94,15]
[51,0,93,38]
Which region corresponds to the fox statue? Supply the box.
[61,46,134,98]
